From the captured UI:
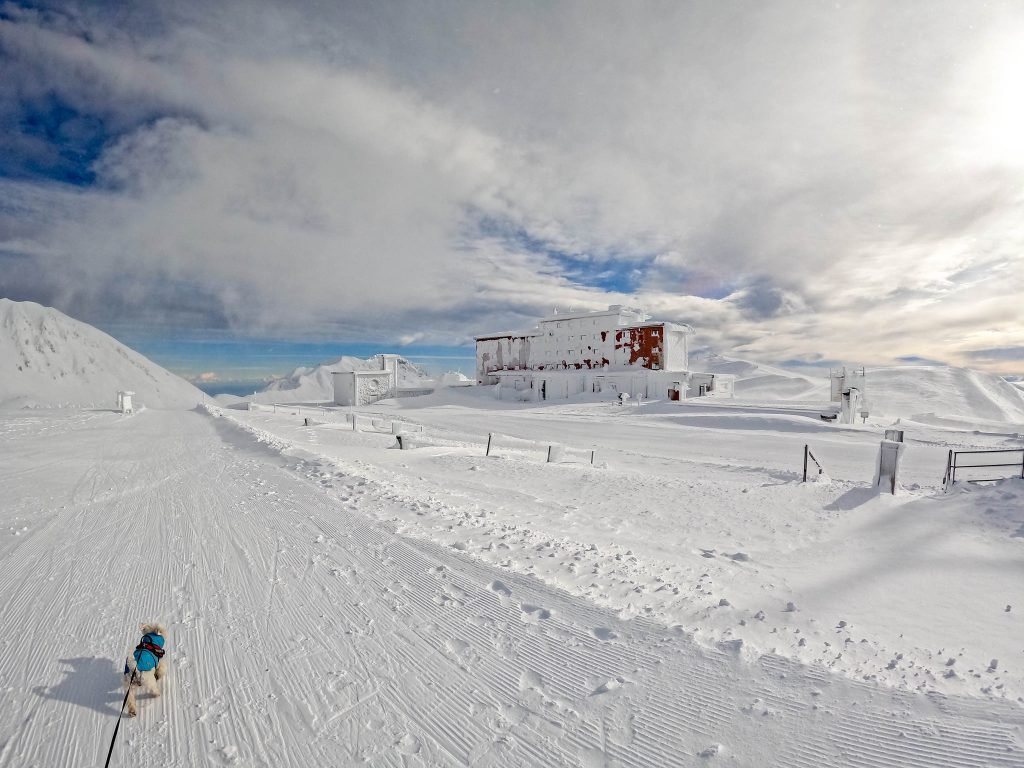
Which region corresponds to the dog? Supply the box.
[123,623,167,717]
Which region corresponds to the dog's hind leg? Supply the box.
[141,670,160,698]
[125,679,138,717]
[154,656,167,681]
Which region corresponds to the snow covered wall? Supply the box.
[0,299,203,409]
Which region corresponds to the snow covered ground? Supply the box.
[222,391,1024,704]
[2,299,1023,766]
[2,396,1022,767]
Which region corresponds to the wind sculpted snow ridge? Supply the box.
[0,408,1022,766]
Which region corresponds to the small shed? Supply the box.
[117,390,135,414]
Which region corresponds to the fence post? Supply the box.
[803,444,808,483]
[486,433,493,457]
[943,449,952,489]
[1020,448,1024,480]
[590,450,595,465]
[547,445,553,463]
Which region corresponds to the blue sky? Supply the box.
[2,0,1024,377]
[104,325,476,392]
[3,92,105,186]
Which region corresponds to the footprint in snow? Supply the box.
[395,734,420,755]
[520,604,551,623]
[698,744,723,758]
[211,745,239,765]
[590,627,616,641]
[443,583,468,602]
[589,676,630,696]
[488,580,512,600]
[433,591,463,609]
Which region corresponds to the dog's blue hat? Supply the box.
[133,631,165,672]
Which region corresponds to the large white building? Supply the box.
[475,306,733,402]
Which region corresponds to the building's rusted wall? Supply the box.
[613,326,664,369]
[476,322,681,382]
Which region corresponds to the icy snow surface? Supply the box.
[2,403,1022,765]
[2,310,1024,765]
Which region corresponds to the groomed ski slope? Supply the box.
[1,408,1022,767]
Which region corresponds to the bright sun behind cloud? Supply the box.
[965,25,1024,169]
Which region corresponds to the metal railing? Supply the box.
[943,448,1024,490]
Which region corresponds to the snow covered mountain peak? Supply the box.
[0,299,202,409]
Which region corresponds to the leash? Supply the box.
[103,663,136,768]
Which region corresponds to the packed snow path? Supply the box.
[0,410,1021,767]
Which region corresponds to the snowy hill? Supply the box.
[251,355,430,404]
[693,352,828,401]
[692,351,1024,424]
[866,365,1024,424]
[0,299,203,409]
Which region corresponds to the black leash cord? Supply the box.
[103,668,136,768]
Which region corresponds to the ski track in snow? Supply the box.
[0,409,1022,767]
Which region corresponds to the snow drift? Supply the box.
[0,299,203,409]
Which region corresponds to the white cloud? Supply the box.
[1,1,1023,373]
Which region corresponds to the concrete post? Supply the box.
[875,439,904,494]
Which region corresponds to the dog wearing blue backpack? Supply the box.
[123,623,167,717]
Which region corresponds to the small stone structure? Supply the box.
[874,429,904,494]
[332,355,402,407]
